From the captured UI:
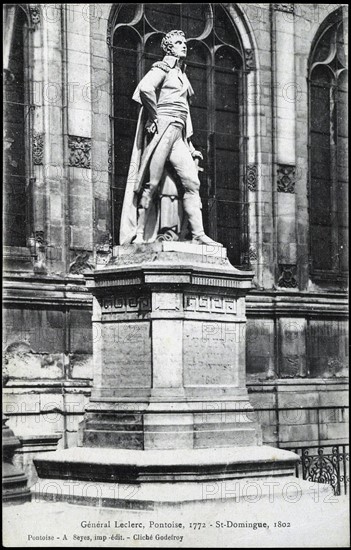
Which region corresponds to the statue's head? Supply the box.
[161,30,187,59]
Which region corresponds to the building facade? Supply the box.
[3,3,348,486]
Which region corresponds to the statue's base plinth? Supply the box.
[33,445,309,508]
[80,399,262,451]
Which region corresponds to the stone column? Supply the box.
[273,4,298,289]
[65,5,94,273]
[246,52,260,281]
[39,4,66,273]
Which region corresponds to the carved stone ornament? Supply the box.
[29,5,41,26]
[245,49,255,71]
[32,132,44,165]
[274,4,294,13]
[4,69,15,83]
[108,144,112,173]
[184,295,237,315]
[249,245,258,261]
[34,230,45,245]
[68,136,91,169]
[102,295,151,313]
[95,234,113,266]
[106,22,112,46]
[278,264,297,288]
[28,231,47,274]
[69,252,95,275]
[69,252,94,275]
[240,251,250,266]
[277,164,296,193]
[246,164,258,192]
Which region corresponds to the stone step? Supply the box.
[34,445,299,484]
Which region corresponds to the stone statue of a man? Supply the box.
[119,29,221,246]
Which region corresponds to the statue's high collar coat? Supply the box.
[119,56,194,245]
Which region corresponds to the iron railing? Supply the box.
[283,444,349,496]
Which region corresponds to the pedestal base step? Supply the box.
[31,474,334,511]
[34,445,298,484]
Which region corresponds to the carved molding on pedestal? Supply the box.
[102,295,151,313]
[277,164,296,193]
[192,275,243,288]
[95,276,143,287]
[278,264,298,288]
[68,136,91,169]
[184,294,237,314]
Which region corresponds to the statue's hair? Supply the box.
[161,30,186,54]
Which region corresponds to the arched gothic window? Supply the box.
[309,9,348,280]
[4,5,31,247]
[110,4,247,266]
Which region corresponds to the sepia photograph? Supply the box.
[3,3,349,547]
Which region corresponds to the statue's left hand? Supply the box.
[192,150,203,161]
[145,119,158,134]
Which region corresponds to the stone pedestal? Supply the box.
[34,243,301,501]
[79,242,261,450]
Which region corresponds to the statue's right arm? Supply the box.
[137,68,166,123]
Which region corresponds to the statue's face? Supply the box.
[169,35,187,59]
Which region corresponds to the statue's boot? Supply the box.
[183,195,223,246]
[133,208,146,244]
[133,186,153,244]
